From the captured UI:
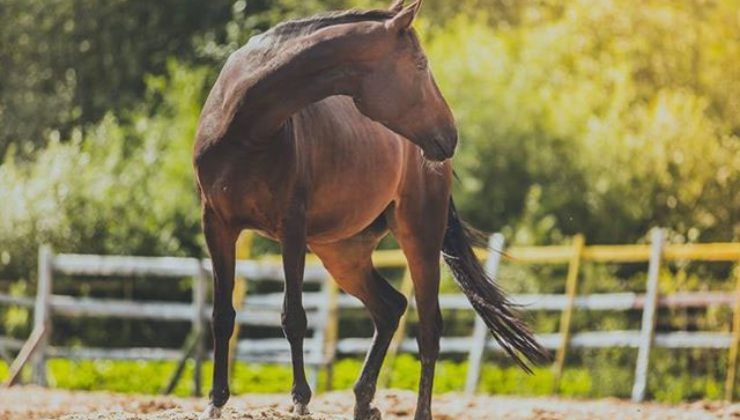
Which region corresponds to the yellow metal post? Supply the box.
[552,234,585,393]
[228,231,253,377]
[379,267,414,388]
[725,264,740,402]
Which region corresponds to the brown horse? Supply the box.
[193,1,547,419]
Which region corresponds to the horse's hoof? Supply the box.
[199,403,222,419]
[291,402,310,416]
[355,405,382,420]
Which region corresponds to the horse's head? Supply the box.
[351,0,458,161]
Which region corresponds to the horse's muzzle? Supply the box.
[422,131,457,162]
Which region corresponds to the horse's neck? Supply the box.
[234,30,364,141]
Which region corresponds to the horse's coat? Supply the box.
[193,2,547,419]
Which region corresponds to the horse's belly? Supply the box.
[305,146,402,242]
[306,186,395,243]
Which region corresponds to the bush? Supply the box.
[423,2,739,245]
[0,61,208,285]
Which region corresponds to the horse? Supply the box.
[193,1,548,418]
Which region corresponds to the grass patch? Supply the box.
[0,354,727,402]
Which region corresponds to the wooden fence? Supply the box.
[1,230,739,402]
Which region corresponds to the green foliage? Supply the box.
[0,0,239,159]
[0,61,208,281]
[424,0,739,244]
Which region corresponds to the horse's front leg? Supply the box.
[281,201,312,414]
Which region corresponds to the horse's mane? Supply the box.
[196,8,397,149]
[246,9,395,55]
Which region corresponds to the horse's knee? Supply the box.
[212,307,236,339]
[281,306,307,342]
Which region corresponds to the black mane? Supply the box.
[248,9,395,52]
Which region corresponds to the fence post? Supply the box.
[552,234,585,393]
[631,228,665,402]
[31,245,53,386]
[464,233,506,394]
[192,263,208,397]
[307,273,335,391]
[379,267,414,388]
[725,264,740,402]
[322,280,340,391]
[228,231,252,376]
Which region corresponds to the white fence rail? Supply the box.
[1,232,739,402]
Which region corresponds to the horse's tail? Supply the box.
[442,199,550,372]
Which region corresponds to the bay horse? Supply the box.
[193,1,547,419]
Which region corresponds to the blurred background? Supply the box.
[0,0,738,403]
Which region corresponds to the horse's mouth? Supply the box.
[422,148,451,162]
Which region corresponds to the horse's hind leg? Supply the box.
[200,206,239,419]
[312,238,407,420]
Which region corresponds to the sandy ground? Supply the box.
[0,387,737,420]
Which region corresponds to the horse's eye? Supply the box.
[416,58,428,71]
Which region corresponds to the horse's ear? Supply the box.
[385,1,421,32]
[389,0,404,13]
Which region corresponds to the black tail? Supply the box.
[442,199,550,372]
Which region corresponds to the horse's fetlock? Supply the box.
[210,386,231,407]
[292,381,312,404]
[353,380,376,404]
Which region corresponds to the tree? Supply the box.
[424,0,739,244]
[0,0,234,158]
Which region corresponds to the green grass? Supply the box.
[0,355,727,402]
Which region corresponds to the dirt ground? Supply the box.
[0,386,737,420]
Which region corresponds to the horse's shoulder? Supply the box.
[195,43,269,151]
